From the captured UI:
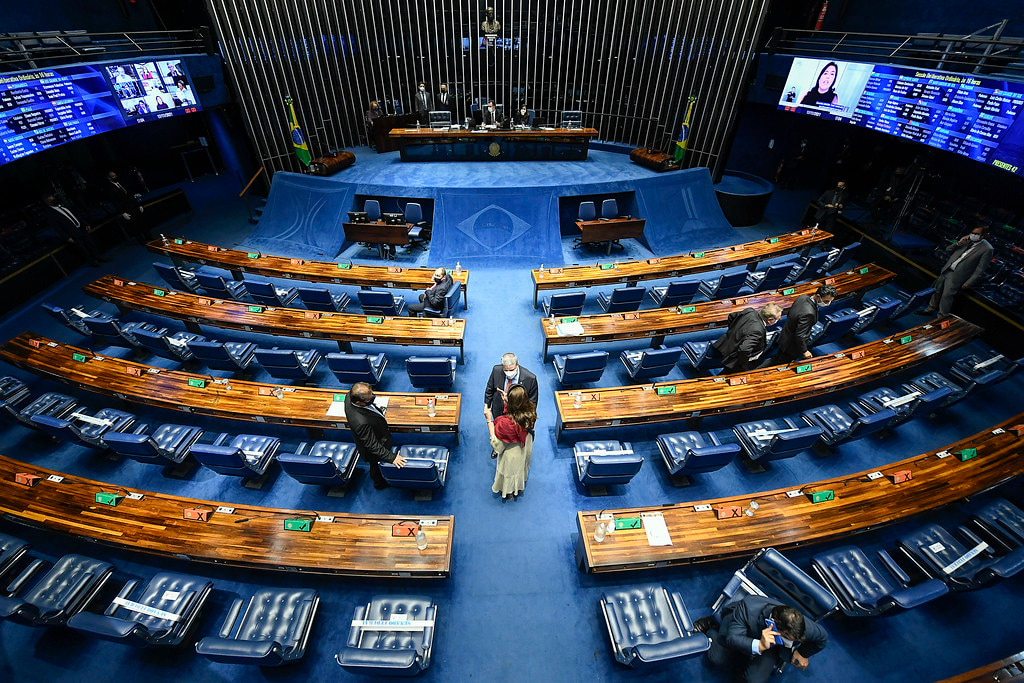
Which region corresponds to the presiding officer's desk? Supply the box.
[147,238,470,307]
[342,221,418,259]
[530,228,833,306]
[576,217,647,255]
[0,454,453,578]
[83,275,467,360]
[388,126,600,162]
[0,333,462,441]
[575,413,1024,573]
[553,316,981,439]
[541,263,894,359]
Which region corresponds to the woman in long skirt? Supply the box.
[484,384,536,501]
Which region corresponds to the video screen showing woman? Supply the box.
[778,57,873,121]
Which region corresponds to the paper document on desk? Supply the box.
[326,401,347,418]
[640,512,672,546]
[555,321,584,337]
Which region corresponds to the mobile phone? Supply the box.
[764,618,785,646]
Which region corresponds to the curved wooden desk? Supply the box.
[147,238,470,307]
[83,275,466,361]
[554,316,981,439]
[0,454,453,578]
[0,333,461,442]
[541,264,894,360]
[530,228,833,306]
[575,414,1024,573]
[941,649,1024,683]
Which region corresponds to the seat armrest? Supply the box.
[668,590,693,632]
[293,442,310,457]
[600,599,627,649]
[6,559,45,596]
[876,549,911,584]
[211,432,230,446]
[68,611,145,639]
[196,636,278,661]
[131,423,150,435]
[634,636,709,663]
[107,579,139,616]
[336,647,418,669]
[956,525,992,556]
[346,605,368,648]
[218,596,246,638]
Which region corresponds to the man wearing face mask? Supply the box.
[413,82,433,124]
[408,267,454,315]
[921,225,994,316]
[344,382,407,490]
[513,104,533,127]
[813,180,846,231]
[482,99,502,127]
[437,84,455,118]
[485,353,539,457]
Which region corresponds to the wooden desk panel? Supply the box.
[554,316,981,438]
[388,127,600,141]
[147,238,470,307]
[0,454,452,578]
[0,333,461,440]
[343,221,412,246]
[575,414,1024,573]
[576,217,647,256]
[388,127,600,162]
[530,228,832,306]
[541,264,894,359]
[83,275,465,360]
[940,649,1024,683]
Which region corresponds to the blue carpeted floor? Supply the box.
[0,159,1022,682]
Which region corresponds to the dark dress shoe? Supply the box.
[373,480,390,490]
[490,450,497,459]
[693,616,717,634]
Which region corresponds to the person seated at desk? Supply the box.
[482,100,503,127]
[513,105,534,127]
[365,100,383,127]
[408,267,454,315]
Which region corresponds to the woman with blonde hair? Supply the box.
[484,384,536,501]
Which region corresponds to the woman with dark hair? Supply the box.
[801,62,839,106]
[484,384,536,501]
[154,95,169,110]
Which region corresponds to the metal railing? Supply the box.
[0,28,210,70]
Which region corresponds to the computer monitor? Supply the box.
[347,211,368,223]
[561,110,583,129]
[429,110,452,128]
[383,212,405,225]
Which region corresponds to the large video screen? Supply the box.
[0,59,201,166]
[778,57,1024,178]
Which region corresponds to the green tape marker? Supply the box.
[656,386,676,396]
[957,448,978,462]
[782,287,796,295]
[336,262,352,269]
[366,316,384,324]
[615,517,643,530]
[72,352,88,363]
[153,289,166,297]
[95,492,124,506]
[679,305,696,313]
[188,378,206,388]
[333,393,346,402]
[247,305,263,313]
[795,364,813,374]
[173,238,184,245]
[599,263,615,270]
[247,252,259,259]
[810,490,834,503]
[560,317,578,324]
[691,251,706,258]
[284,519,312,532]
[859,267,870,274]
[769,237,780,243]
[899,335,912,344]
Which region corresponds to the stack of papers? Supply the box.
[555,321,584,337]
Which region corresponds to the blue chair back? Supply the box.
[753,263,793,293]
[132,328,172,356]
[578,201,596,222]
[545,291,586,317]
[640,346,682,370]
[297,287,337,311]
[326,353,380,383]
[364,199,382,221]
[705,270,748,299]
[186,341,237,370]
[405,202,424,224]
[423,281,462,317]
[406,356,456,388]
[763,427,822,460]
[827,242,860,269]
[894,288,936,317]
[380,460,443,489]
[581,454,642,486]
[189,444,253,476]
[42,303,88,334]
[103,432,168,464]
[278,442,357,486]
[813,309,860,346]
[605,286,646,312]
[357,290,402,315]
[254,349,318,379]
[195,272,237,298]
[743,548,839,621]
[152,262,189,290]
[655,281,700,307]
[242,280,277,304]
[559,351,608,384]
[601,199,618,219]
[82,317,129,346]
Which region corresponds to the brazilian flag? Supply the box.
[285,95,311,167]
[674,96,697,163]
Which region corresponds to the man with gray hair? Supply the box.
[712,304,783,374]
[760,284,838,367]
[408,266,454,315]
[485,352,539,457]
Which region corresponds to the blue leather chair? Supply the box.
[195,271,249,300]
[850,297,902,334]
[0,376,29,406]
[278,441,359,490]
[784,250,830,283]
[1,391,78,430]
[102,423,205,467]
[573,440,642,488]
[243,279,299,307]
[810,545,948,617]
[553,351,608,386]
[133,328,206,362]
[336,595,437,676]
[68,571,213,646]
[196,588,319,665]
[406,356,457,388]
[0,532,29,580]
[357,289,406,316]
[83,317,166,349]
[152,262,201,293]
[680,339,723,372]
[806,308,860,346]
[186,340,258,372]
[647,280,700,308]
[849,386,952,428]
[970,498,1024,548]
[619,345,682,381]
[31,408,138,449]
[711,547,838,624]
[732,417,822,462]
[655,431,740,481]
[379,445,449,489]
[364,199,382,221]
[0,554,114,626]
[597,286,646,313]
[420,281,462,318]
[697,270,747,300]
[822,241,861,270]
[254,347,322,381]
[403,202,427,251]
[950,349,1022,386]
[902,371,973,408]
[863,287,935,320]
[326,352,387,384]
[600,585,709,669]
[742,262,796,294]
[296,286,351,313]
[189,433,280,485]
[541,291,586,317]
[799,403,893,446]
[897,522,1024,591]
[41,302,110,335]
[601,198,619,219]
[578,200,597,222]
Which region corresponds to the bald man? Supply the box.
[408,267,454,315]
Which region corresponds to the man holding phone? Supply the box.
[484,352,539,458]
[695,595,828,682]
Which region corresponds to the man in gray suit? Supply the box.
[921,225,994,316]
[711,304,782,374]
[413,82,433,124]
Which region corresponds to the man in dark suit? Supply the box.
[344,382,407,489]
[814,180,846,231]
[711,304,782,374]
[41,195,108,266]
[696,595,828,683]
[484,353,538,457]
[437,84,455,118]
[408,267,454,315]
[760,284,837,367]
[921,225,994,316]
[482,100,502,127]
[413,82,433,124]
[104,170,151,244]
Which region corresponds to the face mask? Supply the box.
[969,233,982,242]
[419,87,425,91]
[503,369,516,378]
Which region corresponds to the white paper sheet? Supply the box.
[640,512,672,546]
